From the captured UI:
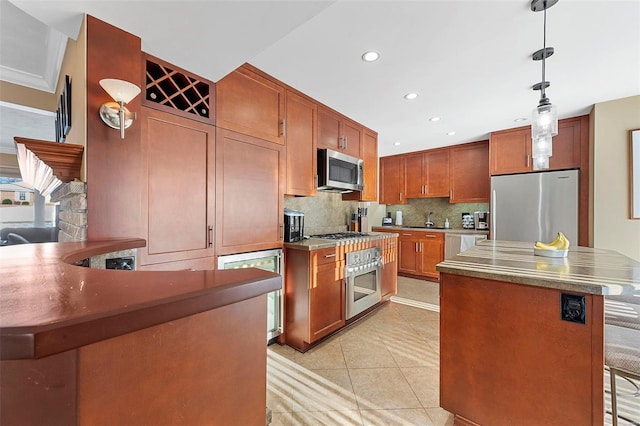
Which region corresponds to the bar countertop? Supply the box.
[0,239,282,360]
[437,240,640,296]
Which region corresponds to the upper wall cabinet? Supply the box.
[285,90,317,197]
[404,149,450,198]
[317,106,361,159]
[490,115,588,175]
[216,65,285,145]
[343,127,378,202]
[216,128,285,255]
[139,107,215,266]
[449,141,489,203]
[143,54,215,125]
[379,155,406,205]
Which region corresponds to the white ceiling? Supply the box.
[2,0,640,158]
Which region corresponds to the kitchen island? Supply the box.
[436,240,640,426]
[0,239,281,425]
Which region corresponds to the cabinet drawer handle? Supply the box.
[424,234,436,238]
[402,233,412,236]
[324,253,337,258]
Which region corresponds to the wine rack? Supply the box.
[144,55,213,122]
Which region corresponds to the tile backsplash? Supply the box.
[385,197,489,229]
[284,192,486,234]
[284,192,386,235]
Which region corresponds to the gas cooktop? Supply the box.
[311,232,370,240]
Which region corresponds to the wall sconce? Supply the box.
[98,78,141,139]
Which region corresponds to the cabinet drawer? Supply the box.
[313,247,339,265]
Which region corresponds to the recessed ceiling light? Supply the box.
[393,141,401,146]
[429,116,441,122]
[447,131,456,136]
[404,93,418,100]
[361,51,380,62]
[514,117,528,122]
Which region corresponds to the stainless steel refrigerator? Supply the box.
[490,170,579,244]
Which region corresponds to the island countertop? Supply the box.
[437,240,640,296]
[0,239,282,360]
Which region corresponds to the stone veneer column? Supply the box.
[50,181,87,242]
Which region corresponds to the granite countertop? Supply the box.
[437,240,640,296]
[284,232,398,251]
[0,239,281,360]
[373,226,490,235]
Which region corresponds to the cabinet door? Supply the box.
[215,128,284,255]
[139,107,215,266]
[317,106,342,151]
[548,117,582,170]
[343,128,378,202]
[490,127,532,175]
[398,235,420,274]
[419,233,444,279]
[310,260,345,342]
[425,149,450,197]
[404,153,426,198]
[381,240,398,300]
[342,118,362,158]
[450,141,490,203]
[285,91,317,196]
[379,156,406,204]
[216,66,285,145]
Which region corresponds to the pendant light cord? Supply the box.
[541,3,547,101]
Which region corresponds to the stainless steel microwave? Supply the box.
[317,149,363,192]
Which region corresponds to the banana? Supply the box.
[535,232,570,250]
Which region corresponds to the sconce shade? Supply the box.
[99,78,140,139]
[99,79,141,104]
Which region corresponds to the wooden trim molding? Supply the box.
[14,137,84,182]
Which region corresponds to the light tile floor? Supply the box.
[268,277,640,425]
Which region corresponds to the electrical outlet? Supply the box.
[561,293,586,324]
[106,257,135,270]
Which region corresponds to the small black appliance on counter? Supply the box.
[284,209,304,242]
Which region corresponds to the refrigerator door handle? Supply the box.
[491,188,497,240]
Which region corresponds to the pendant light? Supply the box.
[531,0,558,170]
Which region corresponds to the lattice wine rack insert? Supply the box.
[145,59,210,119]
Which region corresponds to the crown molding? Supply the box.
[0,29,67,93]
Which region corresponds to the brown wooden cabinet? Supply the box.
[317,105,361,158]
[138,107,215,266]
[379,155,406,205]
[381,237,398,300]
[215,65,285,145]
[215,128,284,255]
[490,116,587,175]
[343,127,378,202]
[405,149,450,198]
[449,141,490,203]
[285,247,345,351]
[396,230,444,280]
[285,90,317,196]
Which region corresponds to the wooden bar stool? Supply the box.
[604,324,640,426]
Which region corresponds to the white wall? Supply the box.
[592,95,640,261]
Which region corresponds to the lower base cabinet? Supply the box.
[381,238,398,300]
[377,229,444,280]
[285,247,345,351]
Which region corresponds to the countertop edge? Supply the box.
[0,239,282,360]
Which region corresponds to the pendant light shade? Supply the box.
[532,102,558,138]
[530,0,559,170]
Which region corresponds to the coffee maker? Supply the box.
[284,209,304,242]
[474,211,490,230]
